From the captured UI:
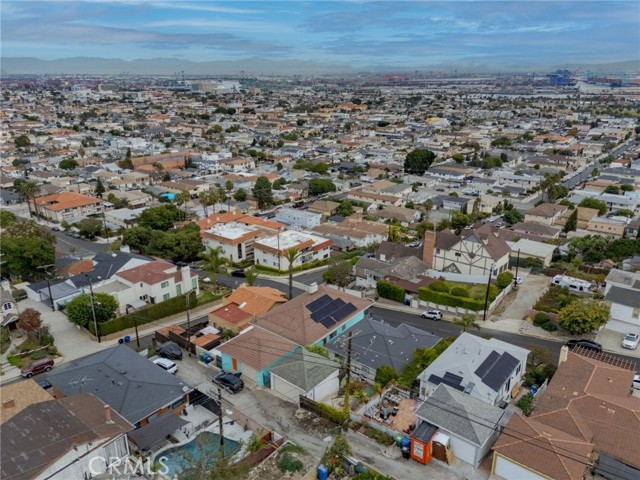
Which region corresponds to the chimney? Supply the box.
[181,265,192,293]
[308,282,318,294]
[422,231,436,268]
[2,397,15,409]
[558,345,569,366]
[104,404,115,424]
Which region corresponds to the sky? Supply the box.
[2,1,639,69]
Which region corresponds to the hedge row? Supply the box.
[418,288,485,311]
[255,258,330,274]
[91,291,224,336]
[377,280,405,303]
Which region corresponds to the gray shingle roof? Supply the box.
[43,345,191,424]
[269,348,339,392]
[605,285,640,308]
[415,384,505,446]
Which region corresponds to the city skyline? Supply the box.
[2,1,639,71]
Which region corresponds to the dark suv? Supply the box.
[565,339,602,352]
[212,372,244,394]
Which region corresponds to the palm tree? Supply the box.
[283,247,301,300]
[453,313,481,333]
[200,247,227,285]
[18,180,41,218]
[245,267,258,286]
[199,190,217,217]
[174,190,191,221]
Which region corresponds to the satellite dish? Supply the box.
[182,386,189,393]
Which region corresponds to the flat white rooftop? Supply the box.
[205,222,257,240]
[255,230,327,250]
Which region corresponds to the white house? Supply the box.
[274,207,322,228]
[604,269,640,333]
[417,333,529,406]
[254,230,332,272]
[202,222,263,264]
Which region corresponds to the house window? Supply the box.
[237,243,243,259]
[176,284,182,296]
[161,281,169,288]
[516,364,521,375]
[633,308,640,320]
[2,303,12,311]
[455,252,461,257]
[329,331,337,339]
[436,249,441,254]
[163,293,170,301]
[139,294,148,301]
[192,278,197,289]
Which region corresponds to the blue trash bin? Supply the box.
[124,336,131,343]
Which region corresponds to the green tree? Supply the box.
[308,178,336,196]
[199,190,219,217]
[106,193,130,209]
[138,204,181,230]
[424,198,433,212]
[283,247,301,299]
[451,210,471,234]
[404,148,435,175]
[66,293,119,328]
[149,223,204,263]
[563,208,578,232]
[614,209,634,218]
[496,271,514,289]
[253,176,273,209]
[233,188,247,202]
[416,220,434,238]
[77,218,103,239]
[95,177,106,197]
[122,226,154,252]
[324,260,352,287]
[200,247,227,285]
[0,210,17,228]
[453,313,481,333]
[276,162,283,171]
[604,185,620,195]
[503,209,524,226]
[174,190,191,221]
[374,365,397,387]
[620,184,634,192]
[578,198,608,216]
[59,158,79,170]
[334,201,354,217]
[0,221,55,279]
[14,134,31,148]
[225,179,234,193]
[17,180,41,218]
[558,298,610,334]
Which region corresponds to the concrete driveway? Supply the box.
[492,270,550,323]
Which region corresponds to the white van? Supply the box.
[153,358,178,374]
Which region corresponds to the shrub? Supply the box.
[277,452,303,472]
[449,286,470,297]
[496,271,514,289]
[30,350,46,360]
[517,395,535,416]
[419,288,485,311]
[8,355,21,367]
[374,365,397,387]
[314,402,349,425]
[376,280,405,303]
[363,426,395,445]
[533,313,550,327]
[540,322,558,332]
[428,279,450,293]
[11,288,27,302]
[306,344,329,358]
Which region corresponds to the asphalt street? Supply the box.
[52,230,110,258]
[369,306,640,366]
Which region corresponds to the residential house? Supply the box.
[0,282,19,331]
[373,205,421,226]
[208,285,287,333]
[414,384,507,467]
[492,348,640,480]
[159,179,210,197]
[254,285,372,347]
[417,333,530,406]
[106,190,153,209]
[354,255,429,289]
[554,206,599,230]
[35,192,103,223]
[587,216,627,238]
[108,260,199,313]
[312,217,388,250]
[506,239,557,267]
[307,199,340,218]
[216,325,299,387]
[275,207,322,228]
[327,318,441,385]
[43,344,192,427]
[269,348,340,403]
[523,203,568,226]
[603,268,640,333]
[202,222,263,264]
[375,241,421,262]
[0,388,133,480]
[104,207,145,230]
[423,224,511,276]
[509,221,561,240]
[253,230,332,271]
[348,188,403,207]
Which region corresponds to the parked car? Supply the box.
[153,358,178,374]
[565,339,602,352]
[231,269,246,278]
[421,310,443,321]
[157,341,183,360]
[38,380,53,390]
[21,358,54,378]
[633,372,640,391]
[51,226,60,232]
[622,333,640,350]
[212,372,244,394]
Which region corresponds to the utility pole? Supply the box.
[185,291,192,356]
[37,264,56,312]
[514,249,521,288]
[482,264,494,322]
[343,331,353,418]
[86,275,100,343]
[217,385,225,456]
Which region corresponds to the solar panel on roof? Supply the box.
[474,350,500,380]
[443,371,463,386]
[482,352,520,392]
[319,316,336,328]
[331,303,357,323]
[311,303,336,322]
[307,294,332,313]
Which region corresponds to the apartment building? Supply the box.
[202,222,263,263]
[254,230,332,271]
[275,207,322,228]
[35,192,104,223]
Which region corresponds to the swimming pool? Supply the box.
[154,431,241,478]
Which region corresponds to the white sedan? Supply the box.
[622,333,640,350]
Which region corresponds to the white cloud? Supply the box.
[148,1,261,15]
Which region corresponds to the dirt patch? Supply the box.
[292,408,336,435]
[248,443,315,480]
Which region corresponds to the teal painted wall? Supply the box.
[315,310,365,347]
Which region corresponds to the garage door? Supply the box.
[494,454,546,480]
